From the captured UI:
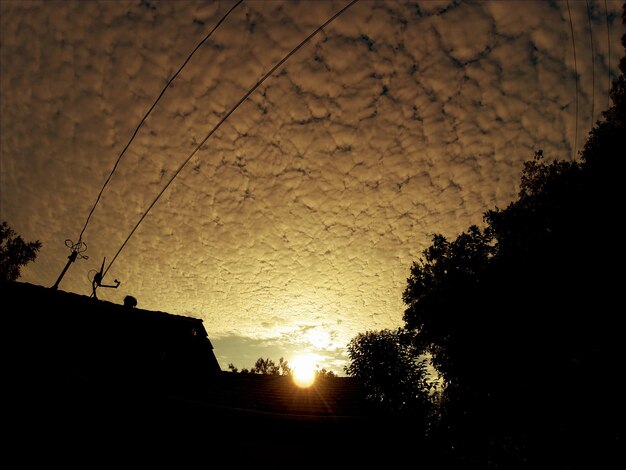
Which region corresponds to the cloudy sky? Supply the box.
[1,0,623,374]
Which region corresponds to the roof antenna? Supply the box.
[91,257,120,299]
[51,239,88,290]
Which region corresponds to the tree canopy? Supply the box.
[228,356,291,375]
[345,328,434,414]
[348,10,625,467]
[0,221,41,282]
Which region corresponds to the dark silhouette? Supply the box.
[229,356,291,375]
[0,221,41,282]
[345,328,434,415]
[348,8,626,468]
[123,295,137,308]
[90,257,120,299]
[7,281,418,468]
[315,367,337,379]
[5,280,232,462]
[51,238,88,290]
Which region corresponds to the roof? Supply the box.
[203,372,372,420]
[6,281,428,467]
[5,280,209,329]
[5,280,221,390]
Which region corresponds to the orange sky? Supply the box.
[1,0,622,374]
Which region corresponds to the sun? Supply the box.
[291,355,317,388]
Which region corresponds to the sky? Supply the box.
[1,0,623,375]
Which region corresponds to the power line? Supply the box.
[566,0,578,160]
[586,0,594,123]
[102,0,360,280]
[605,0,611,109]
[76,0,244,245]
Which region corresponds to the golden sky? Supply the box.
[1,0,622,374]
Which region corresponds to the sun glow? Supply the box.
[291,354,317,388]
[306,327,331,349]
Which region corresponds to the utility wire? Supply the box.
[76,0,244,244]
[103,0,360,279]
[605,0,611,109]
[586,0,595,123]
[566,0,578,160]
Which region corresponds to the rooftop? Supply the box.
[5,281,424,467]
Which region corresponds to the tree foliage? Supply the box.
[0,221,41,282]
[228,357,291,376]
[345,328,434,413]
[348,10,625,466]
[315,367,336,379]
[398,17,626,466]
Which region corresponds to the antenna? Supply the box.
[51,239,88,290]
[91,257,120,299]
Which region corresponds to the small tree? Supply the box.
[315,367,337,379]
[345,328,433,413]
[0,221,41,282]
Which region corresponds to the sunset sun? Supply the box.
[291,355,317,388]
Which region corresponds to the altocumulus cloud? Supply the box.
[1,1,622,372]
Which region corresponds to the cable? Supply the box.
[605,0,611,109]
[586,0,594,123]
[76,0,244,244]
[566,0,578,160]
[102,0,360,279]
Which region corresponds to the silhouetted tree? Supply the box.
[402,224,496,386]
[227,363,250,373]
[400,143,624,466]
[0,221,41,282]
[400,20,626,465]
[350,10,626,467]
[345,328,434,414]
[315,367,337,379]
[229,357,291,375]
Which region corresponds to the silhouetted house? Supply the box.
[5,281,220,395]
[6,281,425,467]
